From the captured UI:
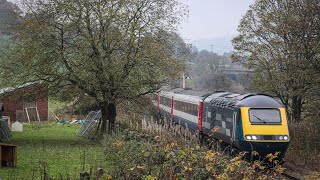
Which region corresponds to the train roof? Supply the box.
[160,88,284,108]
[158,89,284,109]
[162,88,213,98]
[207,92,284,109]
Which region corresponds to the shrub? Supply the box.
[102,129,284,180]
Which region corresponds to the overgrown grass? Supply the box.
[0,122,105,179]
[284,121,320,177]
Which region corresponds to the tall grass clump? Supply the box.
[286,120,320,171]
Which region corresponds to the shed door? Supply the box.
[24,101,39,122]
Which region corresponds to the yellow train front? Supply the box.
[204,93,290,162]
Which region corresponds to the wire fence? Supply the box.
[77,110,102,139]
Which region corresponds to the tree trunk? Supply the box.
[100,102,108,134]
[100,101,117,135]
[291,95,302,123]
[107,102,117,133]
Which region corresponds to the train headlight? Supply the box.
[246,135,252,140]
[252,135,257,140]
[284,136,289,140]
[279,136,283,140]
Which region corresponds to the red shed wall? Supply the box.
[37,97,49,121]
[2,99,23,122]
[1,84,49,122]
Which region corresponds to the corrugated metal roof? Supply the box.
[0,82,37,95]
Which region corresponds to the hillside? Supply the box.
[0,0,18,35]
[191,36,234,55]
[0,35,9,47]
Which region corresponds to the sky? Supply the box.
[9,0,254,41]
[178,0,255,41]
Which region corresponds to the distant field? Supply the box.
[0,123,105,179]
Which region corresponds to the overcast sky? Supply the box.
[179,0,255,41]
[9,0,255,42]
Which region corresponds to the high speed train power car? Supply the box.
[152,89,290,160]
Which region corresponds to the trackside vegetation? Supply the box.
[0,119,289,179]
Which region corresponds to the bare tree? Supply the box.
[192,50,231,91]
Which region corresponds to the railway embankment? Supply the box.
[98,112,291,179]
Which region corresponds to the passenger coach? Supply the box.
[153,89,290,161]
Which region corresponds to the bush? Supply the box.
[102,129,285,180]
[286,121,320,171]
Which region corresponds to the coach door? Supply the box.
[202,105,214,133]
[208,106,217,130]
[231,111,237,143]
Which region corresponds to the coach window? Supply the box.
[176,101,181,111]
[194,105,198,116]
[161,97,171,107]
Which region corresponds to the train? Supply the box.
[152,88,290,161]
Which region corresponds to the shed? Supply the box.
[0,103,4,118]
[0,83,49,123]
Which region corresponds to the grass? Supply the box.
[0,122,105,179]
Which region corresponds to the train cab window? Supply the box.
[249,108,281,124]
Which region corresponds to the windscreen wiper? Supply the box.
[252,115,267,124]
